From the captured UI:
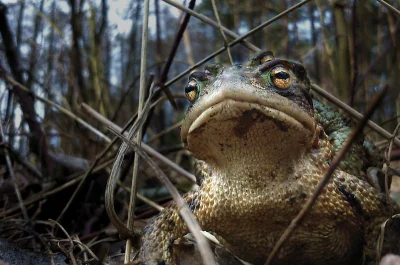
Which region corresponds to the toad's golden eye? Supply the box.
[260,54,274,64]
[185,79,200,103]
[271,67,291,89]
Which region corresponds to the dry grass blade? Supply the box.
[105,86,183,241]
[108,127,217,265]
[265,85,388,265]
[376,214,400,263]
[125,0,151,261]
[105,94,155,240]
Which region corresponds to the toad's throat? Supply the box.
[233,109,289,137]
[183,99,315,169]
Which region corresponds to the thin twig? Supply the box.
[349,1,358,106]
[71,235,99,262]
[0,117,29,222]
[0,158,116,218]
[165,46,227,87]
[48,219,77,265]
[211,0,233,64]
[265,86,388,265]
[163,1,399,149]
[377,0,400,16]
[384,122,400,217]
[156,0,196,109]
[162,0,260,51]
[365,114,400,134]
[146,120,183,143]
[163,0,311,87]
[118,181,164,212]
[354,38,395,92]
[0,69,111,142]
[55,129,130,224]
[82,102,195,182]
[108,127,217,265]
[215,0,312,49]
[4,145,43,179]
[57,91,168,225]
[311,83,400,147]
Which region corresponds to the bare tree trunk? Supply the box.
[349,1,358,106]
[387,11,400,132]
[332,1,351,99]
[68,0,86,102]
[97,0,111,118]
[155,0,162,75]
[122,1,141,93]
[356,1,370,108]
[88,3,109,117]
[308,3,320,83]
[16,0,25,48]
[154,0,167,143]
[26,0,45,90]
[316,0,336,94]
[0,2,53,175]
[183,30,194,66]
[44,0,56,116]
[282,0,290,57]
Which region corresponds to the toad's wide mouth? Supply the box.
[181,89,316,145]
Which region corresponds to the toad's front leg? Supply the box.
[138,191,205,265]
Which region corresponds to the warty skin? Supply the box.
[137,51,398,265]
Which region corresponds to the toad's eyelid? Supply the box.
[190,71,208,81]
[254,59,293,74]
[260,54,275,64]
[204,64,224,77]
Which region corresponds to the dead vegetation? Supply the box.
[0,0,400,264]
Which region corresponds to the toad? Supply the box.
[137,51,399,265]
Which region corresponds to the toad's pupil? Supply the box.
[274,71,290,80]
[185,82,197,93]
